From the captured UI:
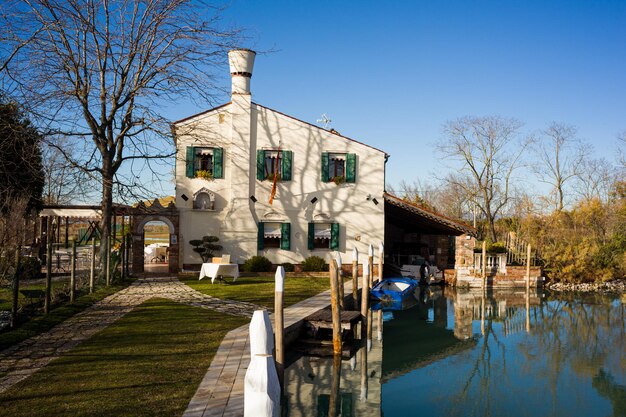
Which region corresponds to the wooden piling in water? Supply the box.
[526,244,532,290]
[481,240,487,289]
[361,260,370,337]
[368,244,374,286]
[335,253,344,309]
[329,259,343,355]
[352,248,358,310]
[378,242,384,282]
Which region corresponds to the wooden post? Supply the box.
[11,246,20,328]
[105,237,111,286]
[274,267,285,389]
[329,259,343,355]
[64,216,69,248]
[525,286,531,333]
[120,235,126,281]
[368,244,374,286]
[377,309,383,341]
[45,220,53,314]
[89,238,96,293]
[378,241,384,282]
[481,240,487,289]
[70,240,76,302]
[329,353,342,417]
[335,253,344,309]
[359,343,368,402]
[361,260,370,337]
[126,234,131,277]
[351,247,358,310]
[526,244,532,291]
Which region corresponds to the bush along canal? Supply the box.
[283,287,626,417]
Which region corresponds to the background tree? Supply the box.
[0,0,240,269]
[439,116,529,241]
[533,123,586,212]
[0,98,44,249]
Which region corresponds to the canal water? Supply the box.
[284,288,626,417]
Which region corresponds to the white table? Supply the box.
[199,263,239,284]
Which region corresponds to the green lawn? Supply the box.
[180,274,336,309]
[0,298,247,417]
[0,279,69,311]
[0,282,129,351]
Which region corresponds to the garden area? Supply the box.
[0,269,338,416]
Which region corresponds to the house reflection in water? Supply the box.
[283,288,544,416]
[284,310,383,417]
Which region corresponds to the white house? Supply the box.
[172,49,473,271]
[173,49,388,268]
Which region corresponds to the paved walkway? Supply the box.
[183,281,357,417]
[0,276,262,394]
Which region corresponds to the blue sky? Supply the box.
[166,0,626,192]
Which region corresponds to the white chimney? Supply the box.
[228,49,256,95]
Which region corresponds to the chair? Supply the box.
[221,254,231,264]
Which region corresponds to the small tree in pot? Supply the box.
[189,235,222,263]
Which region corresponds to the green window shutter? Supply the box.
[341,393,353,417]
[280,223,291,250]
[330,223,340,250]
[257,222,264,251]
[308,222,315,250]
[213,148,223,178]
[185,146,195,178]
[317,394,330,417]
[281,150,292,181]
[256,150,265,180]
[346,153,356,183]
[321,152,329,182]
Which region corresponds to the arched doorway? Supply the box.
[142,220,170,273]
[132,213,179,274]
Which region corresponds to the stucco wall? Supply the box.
[174,100,386,268]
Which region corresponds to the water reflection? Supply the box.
[284,288,626,417]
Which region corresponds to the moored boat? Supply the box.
[370,277,418,303]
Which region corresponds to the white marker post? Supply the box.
[245,309,280,417]
[274,266,285,389]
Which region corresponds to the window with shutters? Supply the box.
[185,146,223,179]
[321,152,356,184]
[257,222,291,250]
[256,150,292,181]
[308,222,339,250]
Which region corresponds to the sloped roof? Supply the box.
[384,192,475,236]
[171,101,388,156]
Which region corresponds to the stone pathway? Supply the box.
[0,276,262,394]
[183,281,358,417]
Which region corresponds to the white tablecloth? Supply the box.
[199,263,239,284]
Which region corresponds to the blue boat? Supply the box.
[370,277,419,304]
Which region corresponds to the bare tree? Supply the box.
[575,157,615,203]
[41,137,93,204]
[439,116,530,241]
[0,0,240,265]
[533,123,586,212]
